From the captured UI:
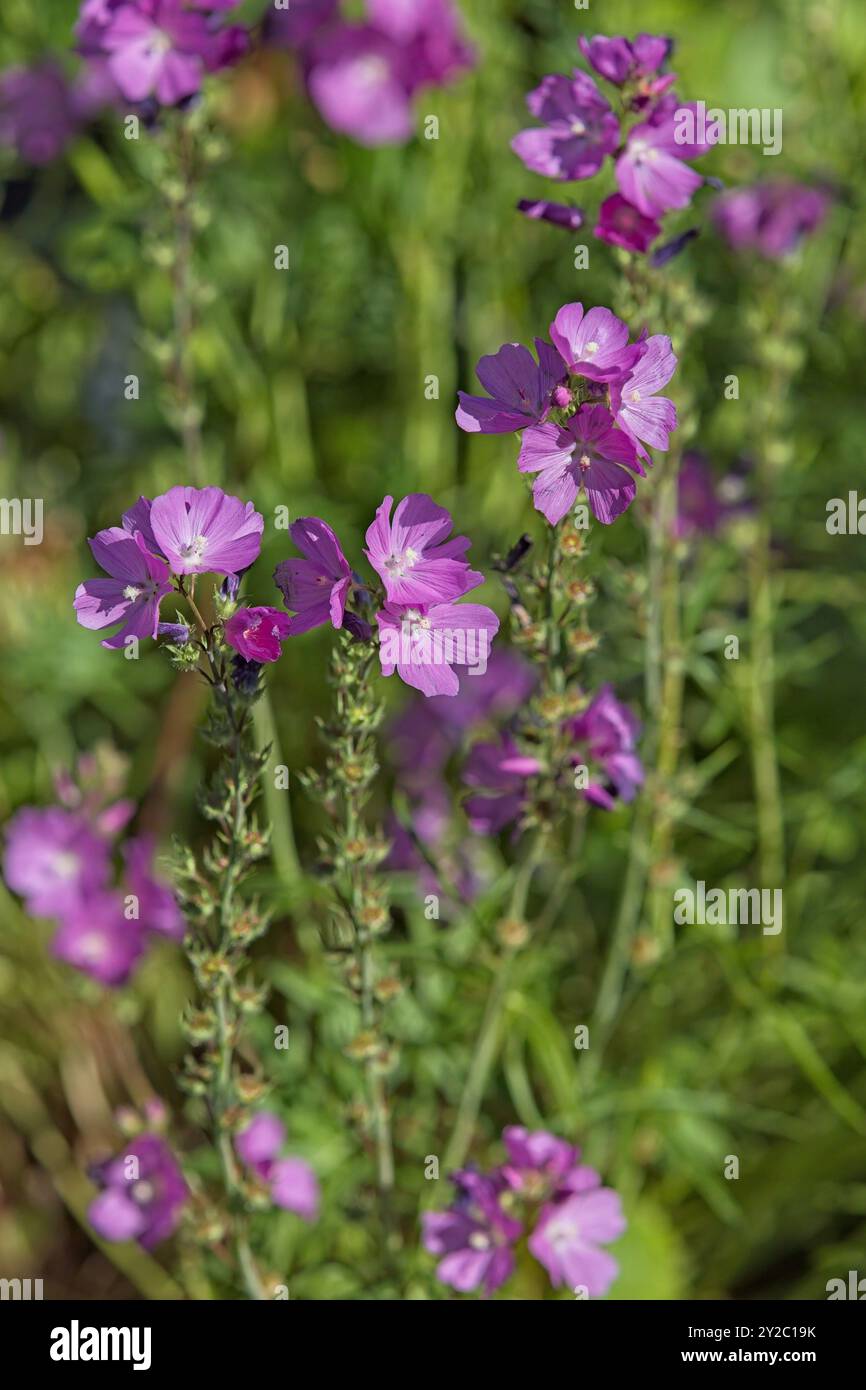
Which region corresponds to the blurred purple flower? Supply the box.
[0,62,81,164]
[519,404,645,526]
[511,70,619,181]
[675,452,752,538]
[712,180,829,258]
[53,890,146,985]
[224,606,292,663]
[85,0,247,106]
[616,96,716,219]
[565,684,644,810]
[529,1166,626,1296]
[273,516,353,635]
[517,198,584,231]
[123,834,186,942]
[462,735,540,835]
[365,494,482,606]
[501,1126,581,1196]
[578,32,673,89]
[422,1168,521,1296]
[236,1111,320,1221]
[3,807,111,917]
[456,338,566,435]
[88,1133,187,1248]
[594,193,661,253]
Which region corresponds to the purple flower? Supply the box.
[305,24,416,146]
[123,835,185,942]
[273,516,353,635]
[462,735,540,835]
[548,302,643,382]
[365,494,482,605]
[95,0,246,106]
[376,600,500,698]
[0,62,81,165]
[3,807,111,917]
[517,199,584,231]
[53,890,146,986]
[566,684,644,810]
[675,452,752,539]
[610,333,677,458]
[148,485,264,577]
[528,1170,626,1296]
[224,606,292,663]
[235,1111,319,1221]
[579,32,672,87]
[422,1169,521,1296]
[74,527,173,649]
[616,98,714,219]
[366,0,475,88]
[456,338,566,435]
[511,70,619,181]
[712,181,829,259]
[594,192,661,253]
[88,1133,187,1248]
[266,0,339,51]
[518,404,644,526]
[501,1126,581,1197]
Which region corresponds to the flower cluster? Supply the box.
[457,301,677,525]
[268,0,475,147]
[275,493,499,698]
[512,30,716,257]
[422,1127,626,1297]
[235,1112,320,1221]
[712,180,829,260]
[2,749,184,985]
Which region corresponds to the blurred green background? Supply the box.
[1,0,865,1299]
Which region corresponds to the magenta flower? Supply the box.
[528,1168,626,1296]
[224,606,292,663]
[53,890,146,986]
[376,600,500,698]
[88,1133,187,1248]
[367,0,475,88]
[306,25,415,146]
[615,98,715,219]
[74,527,173,649]
[517,198,584,231]
[0,62,82,165]
[273,516,353,635]
[422,1169,521,1296]
[456,339,566,435]
[266,0,338,50]
[462,735,540,836]
[95,0,246,106]
[235,1111,320,1221]
[610,334,677,457]
[549,302,643,382]
[501,1126,581,1197]
[594,192,661,253]
[3,807,110,917]
[579,32,672,88]
[712,181,829,259]
[566,684,644,810]
[123,835,185,942]
[519,404,644,526]
[365,494,482,605]
[511,70,619,181]
[148,485,263,577]
[675,452,752,539]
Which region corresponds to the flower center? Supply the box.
[570,119,586,136]
[180,534,208,565]
[384,547,419,578]
[583,341,599,357]
[578,453,592,472]
[79,931,107,962]
[123,585,142,602]
[468,1231,491,1251]
[630,389,641,402]
[132,1180,155,1204]
[52,851,80,879]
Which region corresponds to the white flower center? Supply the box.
[547,1215,580,1252]
[123,585,142,602]
[52,851,80,879]
[578,453,592,472]
[132,1180,154,1204]
[385,546,419,578]
[468,1231,491,1251]
[630,389,641,402]
[79,931,107,962]
[180,534,208,565]
[570,119,586,136]
[584,341,599,356]
[403,608,430,632]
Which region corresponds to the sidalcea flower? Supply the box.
[528,1166,626,1296]
[74,527,173,649]
[123,835,186,942]
[224,606,292,663]
[675,452,752,539]
[548,302,643,382]
[511,70,619,181]
[273,516,353,635]
[456,339,566,435]
[566,684,644,810]
[0,62,84,165]
[422,1169,521,1296]
[366,0,475,88]
[365,494,482,605]
[712,181,829,259]
[610,334,677,457]
[376,600,500,698]
[517,198,584,231]
[462,735,540,836]
[53,890,146,986]
[3,807,110,917]
[594,192,661,254]
[88,1133,187,1248]
[148,485,264,577]
[518,404,644,526]
[616,97,716,219]
[501,1126,580,1197]
[579,32,672,88]
[92,0,247,106]
[235,1111,319,1221]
